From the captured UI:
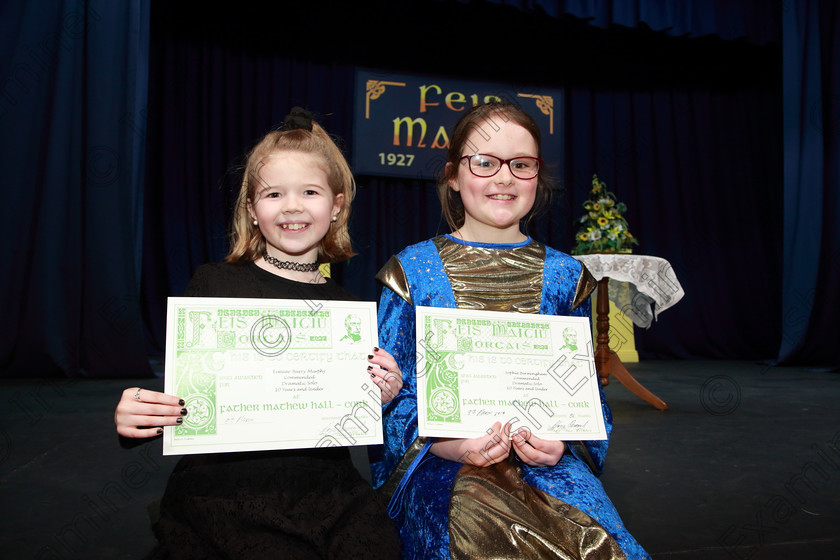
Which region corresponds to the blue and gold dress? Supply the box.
[371,235,650,560]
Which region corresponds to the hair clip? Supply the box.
[283,107,313,131]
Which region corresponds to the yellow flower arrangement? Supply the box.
[571,174,639,255]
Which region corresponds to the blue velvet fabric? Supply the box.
[372,236,650,559]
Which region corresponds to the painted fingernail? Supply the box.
[156,428,163,435]
[367,354,374,360]
[180,408,188,416]
[178,399,185,406]
[176,417,183,424]
[370,373,376,378]
[373,347,380,352]
[367,365,373,370]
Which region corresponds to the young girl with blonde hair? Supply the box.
[115,108,402,559]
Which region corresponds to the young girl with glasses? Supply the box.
[114,109,402,559]
[372,101,650,559]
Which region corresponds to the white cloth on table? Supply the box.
[574,254,685,328]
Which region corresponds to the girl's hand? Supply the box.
[114,387,187,438]
[430,421,511,467]
[368,347,403,404]
[511,428,566,467]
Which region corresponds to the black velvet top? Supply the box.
[185,261,358,301]
[123,261,401,559]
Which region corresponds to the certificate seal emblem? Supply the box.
[429,387,458,418]
[182,395,216,433]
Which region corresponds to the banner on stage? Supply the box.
[353,68,563,180]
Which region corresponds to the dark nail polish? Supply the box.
[367,365,373,370]
[180,408,188,416]
[373,347,380,352]
[370,373,375,378]
[156,428,163,435]
[176,417,183,424]
[178,399,185,406]
[367,354,374,360]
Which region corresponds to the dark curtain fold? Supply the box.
[337,178,444,303]
[562,86,783,360]
[776,0,840,368]
[547,0,780,44]
[0,0,151,378]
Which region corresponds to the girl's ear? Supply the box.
[331,192,345,219]
[445,162,460,192]
[246,198,256,221]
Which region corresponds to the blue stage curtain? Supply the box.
[776,0,840,368]
[562,85,783,360]
[543,0,779,44]
[10,1,834,375]
[139,1,785,362]
[140,7,362,353]
[0,0,152,377]
[481,0,835,367]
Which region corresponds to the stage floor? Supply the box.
[1,360,838,559]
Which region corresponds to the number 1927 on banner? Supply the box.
[415,306,607,441]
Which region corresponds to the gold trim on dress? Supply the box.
[572,264,598,311]
[449,456,626,559]
[376,255,412,305]
[434,236,545,313]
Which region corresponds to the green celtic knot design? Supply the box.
[425,350,460,422]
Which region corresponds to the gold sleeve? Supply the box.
[572,264,598,311]
[375,255,412,305]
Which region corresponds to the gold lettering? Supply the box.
[393,116,428,147]
[419,84,442,112]
[430,126,449,149]
[445,91,467,111]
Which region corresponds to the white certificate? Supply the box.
[163,297,382,455]
[415,306,607,440]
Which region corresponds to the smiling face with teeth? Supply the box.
[247,150,344,267]
[447,118,539,244]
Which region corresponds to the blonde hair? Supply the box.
[226,121,356,263]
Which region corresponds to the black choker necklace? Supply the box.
[262,251,320,273]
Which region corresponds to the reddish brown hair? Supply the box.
[438,101,552,231]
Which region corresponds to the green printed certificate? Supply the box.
[163,297,382,455]
[415,306,607,440]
